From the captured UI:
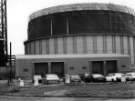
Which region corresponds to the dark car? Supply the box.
[80,73,92,83]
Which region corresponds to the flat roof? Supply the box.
[16,54,129,59]
[30,3,135,21]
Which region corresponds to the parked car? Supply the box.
[106,73,125,82]
[125,72,135,81]
[42,74,60,84]
[80,73,92,83]
[91,74,105,82]
[70,75,81,83]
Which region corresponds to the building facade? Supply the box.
[16,3,135,79]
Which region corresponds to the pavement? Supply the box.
[1,80,135,99]
[0,96,135,101]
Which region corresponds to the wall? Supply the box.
[15,56,130,79]
[28,10,135,40]
[25,35,135,65]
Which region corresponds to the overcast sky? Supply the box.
[7,0,135,55]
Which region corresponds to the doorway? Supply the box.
[51,62,64,78]
[34,63,48,77]
[92,61,104,74]
[106,60,117,74]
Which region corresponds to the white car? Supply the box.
[91,74,105,82]
[70,75,81,83]
[106,73,125,82]
[125,72,135,81]
[43,74,60,84]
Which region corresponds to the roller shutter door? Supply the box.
[92,61,104,74]
[106,60,117,74]
[34,63,48,77]
[51,62,64,77]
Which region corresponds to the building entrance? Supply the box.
[34,62,64,77]
[106,60,117,74]
[91,60,117,75]
[92,61,104,74]
[34,63,48,77]
[51,62,64,78]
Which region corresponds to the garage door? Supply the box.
[51,62,64,77]
[106,60,117,74]
[34,63,48,77]
[92,61,104,74]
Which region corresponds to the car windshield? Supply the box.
[126,74,132,76]
[71,75,80,78]
[127,73,135,76]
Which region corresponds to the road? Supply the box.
[0,96,134,101]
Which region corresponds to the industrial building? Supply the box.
[16,3,135,79]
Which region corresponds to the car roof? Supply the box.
[92,74,103,76]
[46,74,58,76]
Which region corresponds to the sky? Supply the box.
[7,0,135,55]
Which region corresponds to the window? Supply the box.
[23,68,28,72]
[121,65,126,68]
[70,67,74,70]
[82,66,87,70]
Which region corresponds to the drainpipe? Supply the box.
[103,61,106,76]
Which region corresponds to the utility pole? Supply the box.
[9,42,12,82]
[0,0,8,66]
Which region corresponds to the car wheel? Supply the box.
[116,78,119,82]
[116,78,121,82]
[126,78,128,81]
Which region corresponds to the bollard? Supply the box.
[65,74,70,84]
[121,76,126,82]
[34,79,39,86]
[19,80,24,87]
[33,75,41,86]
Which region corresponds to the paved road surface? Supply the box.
[0,96,134,101]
